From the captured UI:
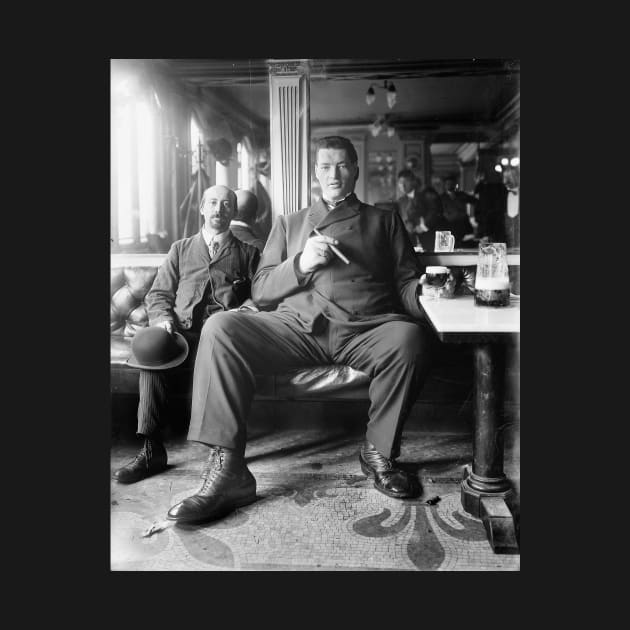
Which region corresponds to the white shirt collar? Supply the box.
[322,192,354,210]
[202,227,231,249]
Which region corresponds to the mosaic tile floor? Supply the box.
[111,427,520,571]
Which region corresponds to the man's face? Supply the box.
[315,148,358,202]
[398,176,415,196]
[201,185,236,232]
[444,179,456,193]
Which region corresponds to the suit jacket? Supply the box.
[251,194,424,334]
[396,194,423,240]
[146,230,260,331]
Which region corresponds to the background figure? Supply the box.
[113,185,260,485]
[254,149,273,242]
[440,175,476,248]
[232,189,266,252]
[473,171,508,243]
[431,175,445,196]
[416,183,450,252]
[396,170,450,250]
[395,169,424,246]
[502,166,520,248]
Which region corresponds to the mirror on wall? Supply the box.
[366,150,398,207]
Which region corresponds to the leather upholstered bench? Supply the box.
[110,256,371,402]
[110,254,482,428]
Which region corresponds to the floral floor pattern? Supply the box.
[111,432,519,571]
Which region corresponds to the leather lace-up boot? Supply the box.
[167,446,256,523]
[359,440,419,499]
[114,438,167,484]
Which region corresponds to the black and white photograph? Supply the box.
[110,58,520,571]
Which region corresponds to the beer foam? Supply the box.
[426,266,448,274]
[475,277,510,290]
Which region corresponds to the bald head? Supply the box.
[234,189,259,225]
[200,185,237,233]
[201,185,236,211]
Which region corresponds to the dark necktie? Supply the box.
[211,241,219,258]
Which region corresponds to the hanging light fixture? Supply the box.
[386,81,397,108]
[369,114,396,138]
[369,116,383,137]
[365,80,397,109]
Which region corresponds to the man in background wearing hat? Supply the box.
[114,185,261,484]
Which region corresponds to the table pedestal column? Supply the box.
[461,342,519,553]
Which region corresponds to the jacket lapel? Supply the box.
[308,194,361,232]
[194,231,211,265]
[306,198,329,229]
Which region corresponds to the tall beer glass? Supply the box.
[474,242,510,307]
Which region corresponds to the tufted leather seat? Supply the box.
[111,266,158,338]
[110,261,371,399]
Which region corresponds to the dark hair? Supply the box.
[397,169,422,189]
[314,136,358,165]
[397,169,415,180]
[235,190,258,224]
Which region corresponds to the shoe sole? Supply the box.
[166,492,257,524]
[360,456,418,499]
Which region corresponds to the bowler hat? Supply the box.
[127,326,189,370]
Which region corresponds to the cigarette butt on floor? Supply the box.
[423,496,441,506]
[142,520,173,537]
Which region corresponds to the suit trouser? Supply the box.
[188,311,434,458]
[136,330,199,438]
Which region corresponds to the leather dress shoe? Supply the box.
[167,446,256,523]
[114,439,167,484]
[359,440,419,499]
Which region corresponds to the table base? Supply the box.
[461,469,519,554]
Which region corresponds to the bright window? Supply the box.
[111,76,161,247]
[237,141,251,189]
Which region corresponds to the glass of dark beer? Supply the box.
[424,265,449,299]
[474,243,510,307]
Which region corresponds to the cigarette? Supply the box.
[314,228,350,264]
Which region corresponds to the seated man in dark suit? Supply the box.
[113,185,260,484]
[166,136,452,525]
[231,189,266,253]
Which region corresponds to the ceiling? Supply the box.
[145,58,520,145]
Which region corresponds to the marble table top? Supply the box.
[419,294,520,342]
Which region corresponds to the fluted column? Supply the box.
[268,59,311,216]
